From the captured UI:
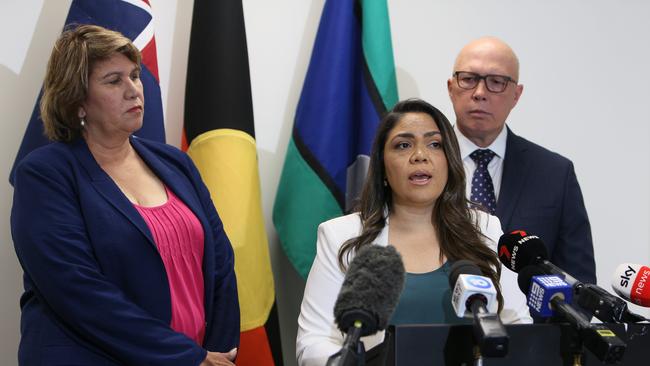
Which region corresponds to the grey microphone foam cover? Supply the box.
[333,245,405,335]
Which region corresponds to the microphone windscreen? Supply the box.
[517,264,546,295]
[333,245,405,335]
[449,259,483,288]
[497,230,549,272]
[611,263,650,307]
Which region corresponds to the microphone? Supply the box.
[518,267,627,364]
[517,265,575,319]
[611,263,650,309]
[497,231,579,285]
[449,260,508,357]
[327,245,405,366]
[498,230,646,323]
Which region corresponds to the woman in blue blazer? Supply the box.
[11,25,239,365]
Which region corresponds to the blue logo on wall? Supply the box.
[467,276,492,289]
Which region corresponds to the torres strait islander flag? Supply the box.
[9,0,165,185]
[182,1,281,365]
[273,0,398,278]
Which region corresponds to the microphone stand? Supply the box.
[576,284,648,323]
[326,322,366,366]
[540,260,647,323]
[550,297,626,364]
[469,300,509,358]
[472,345,483,366]
[557,320,586,366]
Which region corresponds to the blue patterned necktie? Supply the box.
[470,149,497,214]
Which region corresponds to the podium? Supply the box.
[365,323,649,365]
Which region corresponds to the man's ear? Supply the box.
[513,84,524,104]
[447,78,454,99]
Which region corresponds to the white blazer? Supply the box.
[296,210,532,366]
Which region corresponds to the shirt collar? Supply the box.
[454,124,508,160]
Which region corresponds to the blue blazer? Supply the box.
[496,128,596,284]
[11,136,239,366]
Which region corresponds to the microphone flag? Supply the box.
[451,274,498,317]
[527,275,573,318]
[612,263,650,307]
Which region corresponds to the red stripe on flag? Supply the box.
[141,39,159,82]
[181,129,189,152]
[236,326,274,366]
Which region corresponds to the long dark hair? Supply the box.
[337,98,503,310]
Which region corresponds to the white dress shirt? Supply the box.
[455,125,508,201]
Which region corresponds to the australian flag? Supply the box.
[9,0,165,184]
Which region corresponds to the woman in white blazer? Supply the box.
[296,99,531,366]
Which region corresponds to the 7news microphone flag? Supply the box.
[9,0,165,185]
[273,0,399,278]
[182,1,281,365]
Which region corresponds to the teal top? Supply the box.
[389,261,471,325]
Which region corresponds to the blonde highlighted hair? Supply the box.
[40,24,141,142]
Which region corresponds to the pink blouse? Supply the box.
[134,187,206,344]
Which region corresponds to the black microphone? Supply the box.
[518,265,627,364]
[498,230,646,324]
[449,260,509,357]
[497,231,579,285]
[326,245,405,366]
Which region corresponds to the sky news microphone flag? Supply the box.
[182,1,280,365]
[9,0,165,185]
[273,0,398,278]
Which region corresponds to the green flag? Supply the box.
[273,0,398,278]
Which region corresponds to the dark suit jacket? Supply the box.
[496,128,596,284]
[11,136,239,366]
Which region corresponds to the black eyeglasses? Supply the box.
[454,71,517,93]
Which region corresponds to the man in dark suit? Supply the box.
[447,36,596,284]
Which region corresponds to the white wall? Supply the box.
[0,1,648,365]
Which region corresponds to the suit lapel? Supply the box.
[72,137,156,248]
[73,136,209,254]
[131,138,217,318]
[496,128,530,228]
[130,137,207,230]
